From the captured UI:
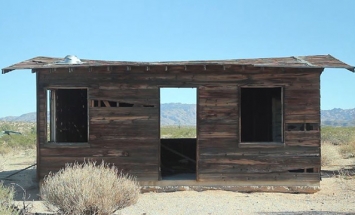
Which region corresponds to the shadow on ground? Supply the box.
[321,166,355,178]
[0,167,40,201]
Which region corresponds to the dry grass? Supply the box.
[41,161,140,215]
[321,126,355,165]
[0,156,5,172]
[321,141,343,166]
[339,141,355,159]
[331,167,355,200]
[0,182,18,215]
[321,127,355,195]
[161,126,196,138]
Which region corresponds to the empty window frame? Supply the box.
[47,89,88,143]
[240,87,283,142]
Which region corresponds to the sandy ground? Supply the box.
[0,149,354,215]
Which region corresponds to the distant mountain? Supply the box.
[0,112,36,122]
[321,108,355,127]
[160,103,196,126]
[2,106,355,127]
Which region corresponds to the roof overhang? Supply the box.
[2,54,354,74]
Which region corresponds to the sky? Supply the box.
[0,0,354,117]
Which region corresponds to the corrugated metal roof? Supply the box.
[2,54,354,74]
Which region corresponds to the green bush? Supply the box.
[0,122,36,155]
[41,161,140,215]
[321,126,355,145]
[161,125,196,138]
[321,126,355,159]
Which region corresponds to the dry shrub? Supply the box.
[334,168,355,195]
[321,141,342,166]
[0,156,6,172]
[0,182,18,215]
[339,141,355,159]
[41,161,140,215]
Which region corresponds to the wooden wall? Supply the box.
[36,65,322,184]
[198,69,321,183]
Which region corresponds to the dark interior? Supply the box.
[55,89,88,142]
[241,87,282,142]
[288,168,314,173]
[160,138,196,179]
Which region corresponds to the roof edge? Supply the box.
[2,54,354,74]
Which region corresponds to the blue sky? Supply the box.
[0,0,354,117]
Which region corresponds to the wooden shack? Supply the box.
[2,55,354,193]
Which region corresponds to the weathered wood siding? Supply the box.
[37,67,161,180]
[36,65,322,184]
[198,69,321,182]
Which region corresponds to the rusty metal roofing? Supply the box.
[2,54,354,74]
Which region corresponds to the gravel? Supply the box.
[119,178,355,215]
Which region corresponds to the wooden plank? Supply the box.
[199,90,238,99]
[200,146,319,156]
[198,164,320,174]
[286,106,320,113]
[39,165,158,178]
[285,131,320,147]
[199,155,320,166]
[199,131,237,139]
[40,147,130,157]
[39,168,158,181]
[90,117,158,125]
[199,124,238,133]
[98,84,158,90]
[90,107,159,116]
[39,156,158,168]
[199,116,238,123]
[199,106,238,117]
[199,85,238,90]
[40,70,320,86]
[285,131,320,139]
[284,114,319,123]
[199,138,238,154]
[198,173,320,182]
[89,133,158,141]
[89,137,159,148]
[103,100,111,107]
[89,124,159,133]
[89,134,158,141]
[90,88,159,100]
[199,98,237,107]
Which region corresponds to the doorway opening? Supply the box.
[160,88,197,180]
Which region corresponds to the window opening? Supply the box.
[241,87,282,142]
[160,88,197,180]
[286,123,305,131]
[286,123,319,131]
[47,89,88,143]
[306,123,319,131]
[119,102,134,107]
[288,168,315,173]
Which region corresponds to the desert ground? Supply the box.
[0,149,354,215]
